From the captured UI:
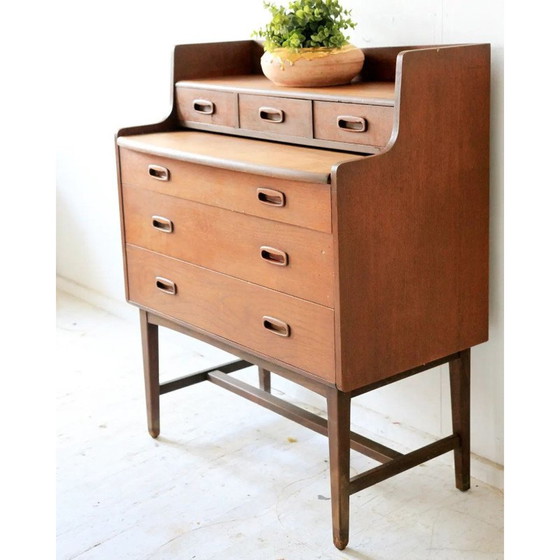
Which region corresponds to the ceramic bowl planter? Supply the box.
[261,44,364,87]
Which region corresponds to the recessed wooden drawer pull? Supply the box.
[256,187,286,207]
[151,216,174,233]
[192,99,215,114]
[262,316,291,337]
[259,106,284,123]
[155,276,177,295]
[148,164,170,181]
[260,246,289,266]
[337,115,368,133]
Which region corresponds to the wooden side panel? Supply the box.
[115,145,131,301]
[126,245,335,381]
[359,46,409,82]
[333,45,490,391]
[118,41,257,138]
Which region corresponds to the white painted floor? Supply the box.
[56,290,503,560]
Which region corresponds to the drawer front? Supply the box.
[313,101,394,146]
[239,94,312,138]
[122,186,334,306]
[119,148,332,233]
[126,245,335,381]
[176,87,237,128]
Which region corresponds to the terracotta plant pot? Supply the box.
[260,44,364,87]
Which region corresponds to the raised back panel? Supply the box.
[173,41,256,82]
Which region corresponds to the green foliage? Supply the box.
[252,0,357,52]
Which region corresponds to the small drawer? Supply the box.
[119,148,332,233]
[176,87,237,128]
[122,186,334,306]
[239,94,312,138]
[313,101,394,147]
[126,245,335,381]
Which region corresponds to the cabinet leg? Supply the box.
[326,387,351,550]
[258,366,271,393]
[140,310,160,438]
[449,348,471,491]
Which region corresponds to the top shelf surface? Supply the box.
[117,131,364,184]
[176,75,396,106]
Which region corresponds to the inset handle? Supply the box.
[260,246,289,266]
[155,276,176,295]
[256,187,286,207]
[148,164,170,181]
[337,115,368,133]
[192,99,215,114]
[259,106,284,123]
[151,216,174,233]
[262,316,291,337]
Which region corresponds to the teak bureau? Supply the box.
[115,41,490,550]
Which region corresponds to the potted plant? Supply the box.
[253,0,364,87]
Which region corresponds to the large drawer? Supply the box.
[122,186,334,306]
[119,148,332,233]
[313,101,394,147]
[176,87,237,128]
[126,245,335,381]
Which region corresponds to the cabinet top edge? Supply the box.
[176,75,396,106]
[117,131,364,184]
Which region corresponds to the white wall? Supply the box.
[56,0,504,486]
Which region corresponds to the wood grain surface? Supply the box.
[119,148,333,232]
[332,44,490,391]
[126,245,336,381]
[117,131,363,184]
[176,87,238,128]
[314,101,394,147]
[177,74,396,105]
[122,185,334,306]
[239,94,313,138]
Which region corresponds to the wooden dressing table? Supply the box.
[115,41,489,549]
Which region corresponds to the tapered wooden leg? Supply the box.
[258,366,271,393]
[449,348,471,491]
[140,310,160,438]
[326,387,351,550]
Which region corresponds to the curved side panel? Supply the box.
[332,44,490,391]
